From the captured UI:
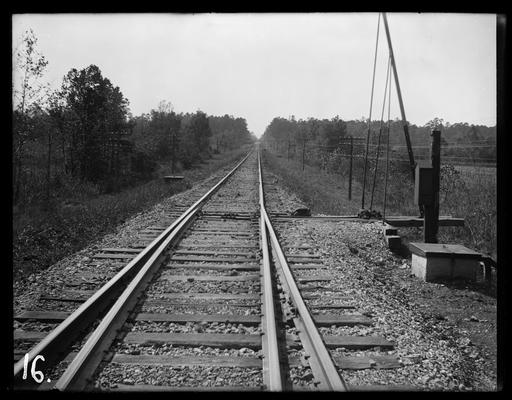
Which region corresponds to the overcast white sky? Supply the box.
[12,13,496,137]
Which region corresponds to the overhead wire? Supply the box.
[383,52,393,223]
[370,55,391,210]
[361,13,381,210]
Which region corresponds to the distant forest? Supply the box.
[12,30,254,210]
[262,115,496,168]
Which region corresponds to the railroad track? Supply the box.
[14,147,400,391]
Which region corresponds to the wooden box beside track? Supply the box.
[164,175,184,182]
[409,242,481,282]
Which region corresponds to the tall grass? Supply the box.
[13,146,251,280]
[439,165,496,258]
[262,149,496,260]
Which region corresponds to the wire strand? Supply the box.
[361,12,381,210]
[383,53,393,222]
[370,55,391,210]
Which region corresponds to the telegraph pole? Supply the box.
[421,130,441,243]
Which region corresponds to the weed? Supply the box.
[262,149,496,260]
[13,147,250,281]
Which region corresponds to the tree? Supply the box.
[187,111,212,154]
[467,125,482,142]
[148,102,181,160]
[178,111,212,167]
[13,29,49,205]
[43,92,64,204]
[58,64,130,188]
[425,117,444,131]
[319,116,347,149]
[296,119,313,170]
[208,114,252,152]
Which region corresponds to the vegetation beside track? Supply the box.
[261,149,496,261]
[13,146,251,282]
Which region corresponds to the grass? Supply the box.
[262,153,363,215]
[262,149,496,260]
[261,149,418,216]
[13,146,251,281]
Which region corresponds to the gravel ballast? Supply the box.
[14,161,247,317]
[271,219,497,391]
[13,149,496,392]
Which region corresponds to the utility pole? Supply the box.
[382,12,415,180]
[422,130,441,243]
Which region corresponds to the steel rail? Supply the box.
[14,150,252,386]
[55,207,197,390]
[54,150,253,390]
[259,154,348,391]
[257,149,283,391]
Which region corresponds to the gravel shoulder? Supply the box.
[13,159,246,317]
[13,150,497,392]
[274,219,497,391]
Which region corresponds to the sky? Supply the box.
[12,13,496,137]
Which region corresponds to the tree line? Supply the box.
[262,115,496,171]
[12,30,254,210]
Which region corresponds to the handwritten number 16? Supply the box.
[22,354,45,383]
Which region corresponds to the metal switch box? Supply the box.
[414,162,434,205]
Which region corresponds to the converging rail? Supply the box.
[14,151,252,388]
[257,151,347,391]
[258,151,283,390]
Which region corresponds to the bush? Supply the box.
[131,150,157,180]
